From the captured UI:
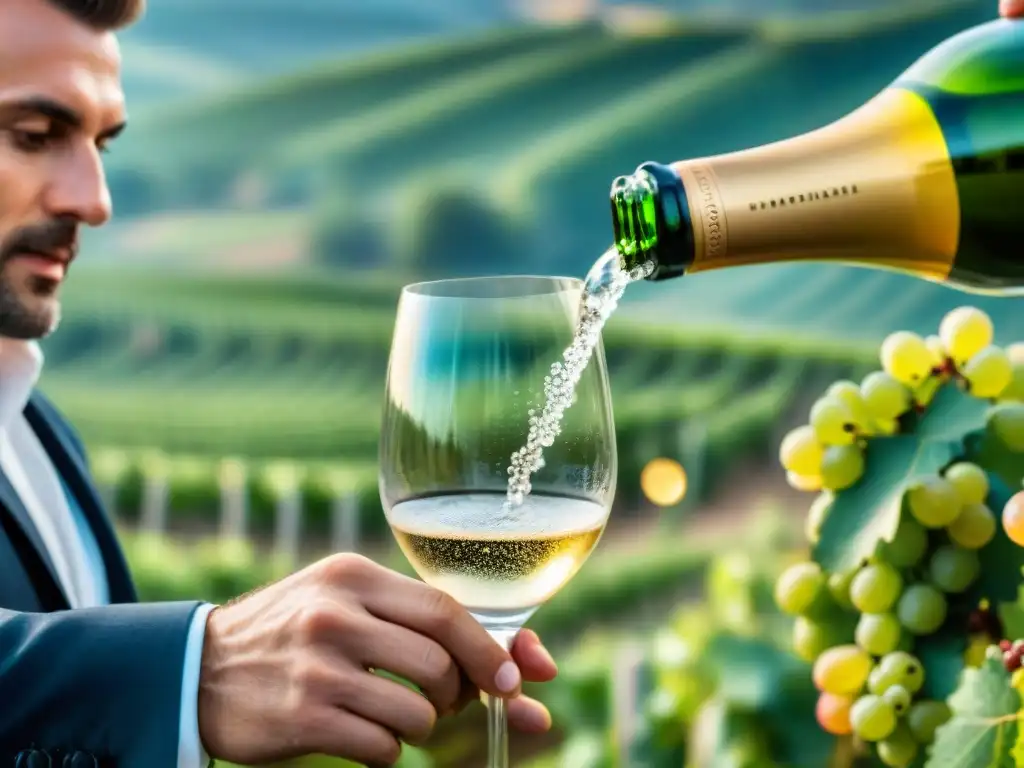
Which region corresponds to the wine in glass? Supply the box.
[379,275,617,767]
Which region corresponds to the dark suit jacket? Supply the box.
[0,391,205,767]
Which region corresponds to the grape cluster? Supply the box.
[781,306,1021,494]
[775,529,967,766]
[772,305,1024,766]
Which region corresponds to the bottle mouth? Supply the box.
[609,169,659,271]
[609,162,694,281]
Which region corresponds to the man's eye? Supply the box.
[11,130,53,152]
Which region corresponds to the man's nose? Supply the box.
[42,147,113,227]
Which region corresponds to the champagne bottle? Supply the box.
[609,7,1024,295]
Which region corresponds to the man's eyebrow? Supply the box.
[1,96,83,127]
[0,96,127,139]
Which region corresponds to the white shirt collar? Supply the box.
[0,338,43,428]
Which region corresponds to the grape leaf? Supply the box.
[813,436,963,574]
[925,656,1021,768]
[913,384,992,442]
[917,626,969,701]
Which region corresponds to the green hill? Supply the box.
[92,0,1018,342]
[40,267,876,514]
[48,0,1021,502]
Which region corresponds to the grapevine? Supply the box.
[776,306,1024,767]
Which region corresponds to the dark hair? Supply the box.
[45,0,144,29]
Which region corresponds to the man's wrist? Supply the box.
[179,602,218,768]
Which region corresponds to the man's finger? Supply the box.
[347,615,462,716]
[508,694,552,733]
[354,566,522,699]
[511,630,558,682]
[339,671,439,746]
[310,707,402,766]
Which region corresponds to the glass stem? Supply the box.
[485,629,518,768]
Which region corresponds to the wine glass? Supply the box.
[379,275,617,767]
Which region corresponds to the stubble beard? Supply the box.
[0,271,61,340]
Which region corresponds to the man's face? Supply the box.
[0,0,125,339]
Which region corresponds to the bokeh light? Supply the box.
[640,457,688,507]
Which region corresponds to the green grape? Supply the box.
[872,416,900,435]
[868,651,925,696]
[881,685,912,716]
[1010,343,1024,365]
[827,380,873,431]
[947,503,997,550]
[882,515,927,568]
[827,569,857,611]
[877,723,919,767]
[860,372,912,420]
[792,618,828,663]
[805,492,833,545]
[989,402,1024,452]
[810,397,858,445]
[928,545,980,593]
[940,306,994,365]
[943,462,990,506]
[906,476,963,528]
[897,583,947,635]
[794,616,852,663]
[925,335,947,368]
[850,563,903,614]
[774,562,825,615]
[1001,344,1024,401]
[820,444,865,491]
[786,471,823,492]
[802,579,844,622]
[962,346,1013,398]
[855,613,902,657]
[780,425,825,476]
[1002,359,1024,402]
[907,700,952,743]
[850,694,898,742]
[813,645,873,695]
[880,331,934,386]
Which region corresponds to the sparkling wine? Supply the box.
[609,11,1024,294]
[503,249,651,506]
[388,492,608,617]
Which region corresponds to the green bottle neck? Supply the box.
[609,162,694,281]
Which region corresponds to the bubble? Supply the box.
[505,255,651,506]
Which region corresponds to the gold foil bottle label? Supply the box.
[672,87,961,280]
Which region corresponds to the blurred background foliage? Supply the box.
[44,0,1022,764]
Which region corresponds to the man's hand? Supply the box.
[197,553,558,766]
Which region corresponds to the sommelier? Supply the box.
[0,1,558,766]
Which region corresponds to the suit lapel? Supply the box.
[24,394,138,604]
[0,462,70,610]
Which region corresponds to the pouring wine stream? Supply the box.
[505,248,654,507]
